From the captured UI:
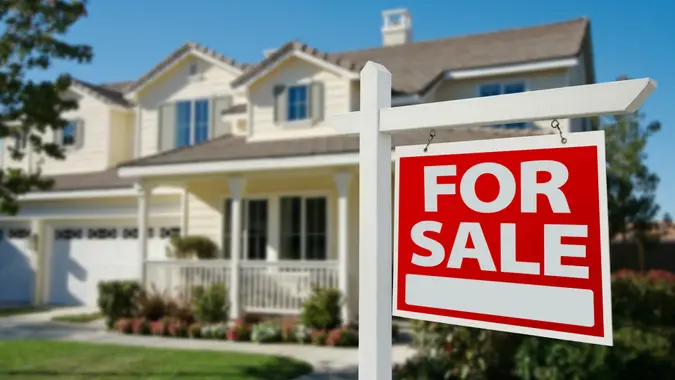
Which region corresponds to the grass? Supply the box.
[0,307,50,317]
[0,340,313,380]
[51,312,103,323]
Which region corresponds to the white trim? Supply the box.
[0,212,180,222]
[20,187,181,201]
[392,131,613,346]
[118,152,360,178]
[444,58,579,80]
[233,50,359,90]
[128,49,243,100]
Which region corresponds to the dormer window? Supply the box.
[287,85,309,121]
[272,83,324,126]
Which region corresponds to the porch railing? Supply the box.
[144,260,339,315]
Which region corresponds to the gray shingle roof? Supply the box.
[232,18,590,94]
[118,126,545,168]
[71,78,133,108]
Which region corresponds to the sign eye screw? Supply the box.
[551,119,567,144]
[424,129,436,152]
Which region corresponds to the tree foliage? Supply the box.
[591,76,661,240]
[0,0,91,215]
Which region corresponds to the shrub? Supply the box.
[514,270,675,380]
[151,318,170,336]
[311,329,327,346]
[134,286,171,321]
[167,320,188,338]
[168,301,196,325]
[300,287,342,330]
[167,235,218,259]
[294,324,311,344]
[251,322,282,343]
[193,282,229,323]
[188,323,202,338]
[227,319,251,342]
[326,327,358,347]
[201,323,228,339]
[115,318,133,334]
[281,320,296,342]
[131,318,151,335]
[393,355,455,380]
[98,280,141,328]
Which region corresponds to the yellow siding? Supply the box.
[433,69,572,132]
[108,109,135,166]
[137,56,240,157]
[1,94,113,175]
[248,56,350,139]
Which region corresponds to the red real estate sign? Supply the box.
[392,131,613,346]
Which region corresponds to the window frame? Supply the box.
[279,195,329,261]
[62,120,77,147]
[174,98,209,148]
[286,85,309,123]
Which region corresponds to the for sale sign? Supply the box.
[392,131,612,346]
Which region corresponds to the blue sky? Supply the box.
[37,0,674,217]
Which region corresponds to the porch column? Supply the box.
[135,182,153,283]
[333,171,352,324]
[228,177,246,320]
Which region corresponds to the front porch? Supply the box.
[136,167,360,321]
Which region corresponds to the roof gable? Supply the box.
[231,41,361,89]
[126,41,249,97]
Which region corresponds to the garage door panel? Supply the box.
[49,222,180,306]
[0,225,34,303]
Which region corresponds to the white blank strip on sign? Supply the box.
[405,275,594,327]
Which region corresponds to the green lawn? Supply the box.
[0,307,50,317]
[51,312,103,323]
[0,341,313,380]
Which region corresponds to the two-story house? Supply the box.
[0,10,594,321]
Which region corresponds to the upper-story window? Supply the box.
[158,96,232,153]
[273,83,324,126]
[175,99,209,148]
[53,119,83,149]
[62,120,76,146]
[287,85,309,121]
[478,82,527,128]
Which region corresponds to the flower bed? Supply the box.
[113,316,365,347]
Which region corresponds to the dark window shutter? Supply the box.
[273,85,287,123]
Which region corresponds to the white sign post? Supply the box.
[329,61,656,380]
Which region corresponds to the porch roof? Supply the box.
[118,126,543,169]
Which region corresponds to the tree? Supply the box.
[0,0,91,215]
[664,212,673,227]
[591,76,661,241]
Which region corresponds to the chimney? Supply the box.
[381,8,412,46]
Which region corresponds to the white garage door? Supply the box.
[0,224,34,304]
[49,222,179,306]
